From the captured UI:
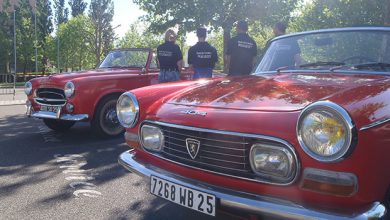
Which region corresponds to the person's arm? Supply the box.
[177,59,184,73]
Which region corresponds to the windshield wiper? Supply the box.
[299,61,346,68]
[353,62,390,70]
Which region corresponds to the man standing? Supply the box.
[157,29,184,83]
[273,22,287,37]
[225,20,257,76]
[188,27,218,79]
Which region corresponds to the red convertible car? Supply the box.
[25,48,194,137]
[118,27,389,219]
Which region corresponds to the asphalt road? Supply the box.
[0,105,242,220]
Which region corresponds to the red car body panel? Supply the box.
[125,71,390,214]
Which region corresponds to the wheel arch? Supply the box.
[91,91,124,120]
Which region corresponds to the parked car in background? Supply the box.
[117,27,389,219]
[25,48,194,137]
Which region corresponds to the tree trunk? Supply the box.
[223,27,231,73]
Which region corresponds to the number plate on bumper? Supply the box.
[40,105,60,113]
[150,175,216,216]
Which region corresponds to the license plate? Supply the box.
[150,175,216,216]
[40,105,59,113]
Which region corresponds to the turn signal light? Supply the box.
[300,168,357,197]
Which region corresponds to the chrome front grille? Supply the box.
[35,88,66,105]
[143,121,299,184]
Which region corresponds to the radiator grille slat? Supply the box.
[35,88,66,105]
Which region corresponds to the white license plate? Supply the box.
[40,105,60,113]
[150,175,216,216]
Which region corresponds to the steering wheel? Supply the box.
[341,55,375,64]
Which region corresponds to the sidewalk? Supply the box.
[0,88,26,106]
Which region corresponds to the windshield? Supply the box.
[255,30,390,73]
[99,50,149,68]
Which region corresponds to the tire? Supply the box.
[43,119,76,131]
[91,96,124,137]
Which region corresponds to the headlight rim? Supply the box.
[139,124,164,152]
[116,92,139,128]
[297,101,357,163]
[249,143,298,184]
[64,81,75,98]
[24,81,32,95]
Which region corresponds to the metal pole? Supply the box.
[13,9,16,100]
[57,37,59,72]
[34,1,37,74]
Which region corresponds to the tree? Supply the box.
[54,15,95,71]
[36,0,53,74]
[133,0,298,70]
[116,22,161,49]
[54,0,68,25]
[69,0,87,17]
[290,0,387,32]
[89,0,115,65]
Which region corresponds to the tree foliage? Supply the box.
[53,0,68,25]
[89,0,115,65]
[291,0,388,32]
[69,0,87,17]
[52,15,95,71]
[116,22,161,49]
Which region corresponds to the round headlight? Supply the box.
[64,81,75,98]
[297,101,357,162]
[116,92,139,128]
[24,81,32,95]
[140,124,164,152]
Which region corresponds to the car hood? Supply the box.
[167,73,387,112]
[32,68,143,86]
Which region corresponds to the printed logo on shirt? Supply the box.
[158,51,173,57]
[196,52,212,59]
[238,41,253,49]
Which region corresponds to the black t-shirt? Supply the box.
[188,42,218,68]
[226,33,257,75]
[157,41,183,71]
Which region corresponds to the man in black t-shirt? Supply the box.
[188,27,218,79]
[157,29,183,83]
[225,20,257,76]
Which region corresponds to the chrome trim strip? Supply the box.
[140,120,300,186]
[30,111,88,121]
[166,135,247,152]
[164,140,246,158]
[119,150,386,220]
[162,151,249,173]
[296,101,358,163]
[162,128,250,144]
[360,117,390,131]
[34,98,66,106]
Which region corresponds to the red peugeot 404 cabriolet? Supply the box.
[118,28,389,219]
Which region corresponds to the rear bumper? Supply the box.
[118,150,386,220]
[26,105,88,121]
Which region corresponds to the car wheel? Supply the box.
[91,96,124,137]
[43,119,76,131]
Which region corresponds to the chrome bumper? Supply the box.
[118,150,386,220]
[26,105,88,121]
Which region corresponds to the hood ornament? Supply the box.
[181,110,207,116]
[186,138,200,159]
